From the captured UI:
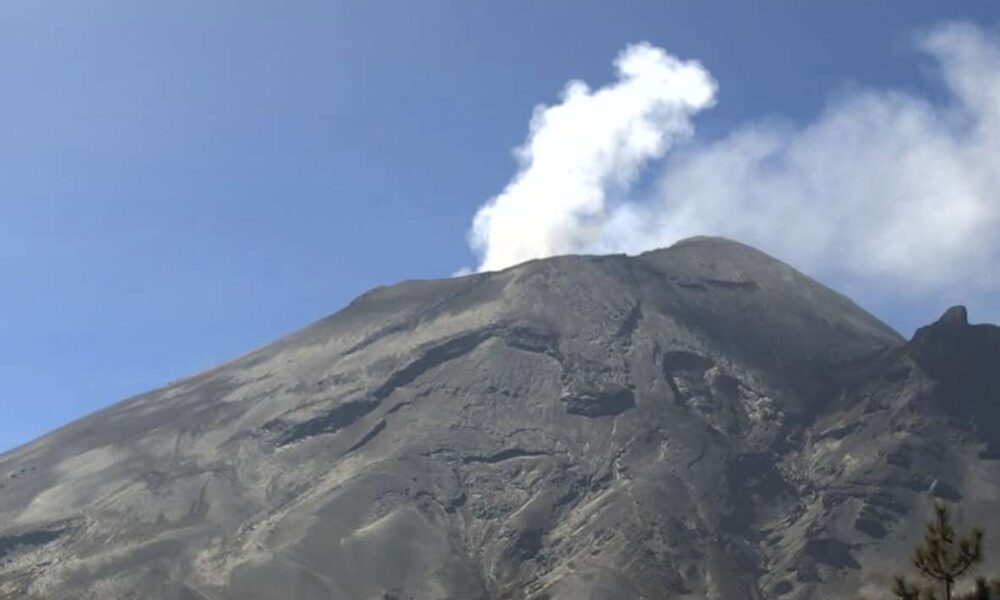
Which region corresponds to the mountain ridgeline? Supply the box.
[1,237,998,599]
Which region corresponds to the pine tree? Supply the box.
[893,503,987,600]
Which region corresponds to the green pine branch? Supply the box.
[893,503,991,600]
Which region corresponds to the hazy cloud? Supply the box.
[467,23,1000,308]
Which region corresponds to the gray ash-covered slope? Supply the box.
[2,236,999,600]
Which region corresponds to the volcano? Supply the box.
[2,237,999,600]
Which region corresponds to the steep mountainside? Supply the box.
[1,237,998,600]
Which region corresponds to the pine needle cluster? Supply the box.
[893,504,997,600]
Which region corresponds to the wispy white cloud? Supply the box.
[466,23,1000,311]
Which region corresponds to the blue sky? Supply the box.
[2,1,999,452]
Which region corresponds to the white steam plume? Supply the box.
[466,23,1000,317]
[468,43,717,272]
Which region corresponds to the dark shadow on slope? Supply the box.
[0,528,65,560]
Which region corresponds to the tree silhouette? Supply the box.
[893,503,989,600]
